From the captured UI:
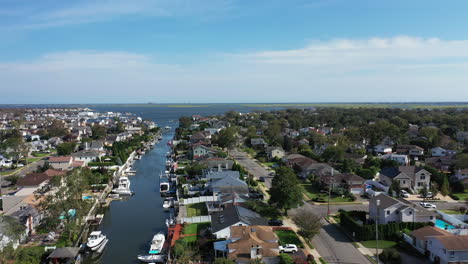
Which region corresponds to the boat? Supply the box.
[160,176,170,195]
[136,254,166,263]
[164,126,171,131]
[149,232,165,254]
[87,231,107,251]
[112,177,133,196]
[162,198,171,209]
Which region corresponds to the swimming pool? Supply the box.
[435,219,455,230]
[82,195,93,200]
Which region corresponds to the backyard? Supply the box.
[182,222,210,243]
[452,191,468,201]
[302,183,354,203]
[186,203,208,217]
[361,240,397,249]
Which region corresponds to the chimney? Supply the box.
[218,164,222,172]
[250,245,262,259]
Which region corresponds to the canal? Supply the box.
[86,128,174,264]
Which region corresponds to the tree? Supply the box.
[419,185,429,201]
[441,176,450,196]
[213,258,235,264]
[214,127,237,149]
[419,127,439,145]
[389,180,401,197]
[269,167,303,214]
[322,146,345,163]
[91,125,107,139]
[379,248,402,264]
[291,207,321,240]
[57,142,76,155]
[430,183,439,198]
[455,154,468,169]
[179,116,192,129]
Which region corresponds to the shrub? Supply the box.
[279,253,294,264]
[379,248,402,264]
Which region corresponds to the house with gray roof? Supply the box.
[379,166,431,191]
[369,194,436,225]
[211,204,268,239]
[204,170,240,181]
[207,175,248,195]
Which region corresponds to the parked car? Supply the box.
[400,190,409,198]
[268,219,284,226]
[420,202,437,209]
[419,192,434,198]
[279,244,298,253]
[249,192,264,199]
[259,176,265,182]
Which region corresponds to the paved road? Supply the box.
[313,218,371,264]
[229,149,273,188]
[231,148,370,263]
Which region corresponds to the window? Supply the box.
[450,251,455,258]
[409,211,413,215]
[402,180,406,184]
[430,216,434,220]
[418,182,423,187]
[386,211,390,215]
[443,249,446,254]
[420,175,425,180]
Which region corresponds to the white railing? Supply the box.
[181,196,218,205]
[437,211,468,229]
[181,215,211,224]
[365,180,389,192]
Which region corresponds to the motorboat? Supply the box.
[136,254,166,263]
[87,231,108,251]
[149,232,165,254]
[162,198,171,209]
[160,177,170,195]
[112,177,133,196]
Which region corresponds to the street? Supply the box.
[230,148,371,264]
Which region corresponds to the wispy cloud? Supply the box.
[2,0,236,29]
[2,36,468,103]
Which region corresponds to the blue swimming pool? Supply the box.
[436,219,455,230]
[82,196,93,200]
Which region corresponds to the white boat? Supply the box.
[162,198,171,209]
[164,126,171,131]
[148,232,165,254]
[87,231,107,251]
[112,177,133,196]
[160,176,170,194]
[137,254,165,263]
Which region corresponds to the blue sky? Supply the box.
[1,0,468,103]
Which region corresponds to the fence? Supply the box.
[365,180,390,192]
[437,211,468,229]
[181,196,218,205]
[181,215,211,224]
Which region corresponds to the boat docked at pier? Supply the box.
[137,232,166,263]
[112,177,133,196]
[162,198,173,209]
[159,173,170,196]
[87,231,108,252]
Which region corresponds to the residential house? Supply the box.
[374,145,392,154]
[454,169,468,181]
[214,225,279,264]
[72,150,104,165]
[207,175,248,195]
[319,173,366,195]
[250,138,268,148]
[298,138,309,145]
[47,137,63,147]
[410,226,452,254]
[283,154,319,178]
[199,157,234,171]
[48,156,73,170]
[0,155,13,168]
[379,166,432,191]
[396,145,424,157]
[379,154,409,166]
[211,204,268,239]
[190,132,209,145]
[16,172,52,188]
[425,156,455,173]
[432,147,447,157]
[299,163,334,179]
[456,131,468,143]
[369,194,436,224]
[427,235,468,264]
[266,146,285,160]
[86,140,104,151]
[204,170,241,181]
[192,144,214,160]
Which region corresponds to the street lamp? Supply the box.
[327,168,334,216]
[375,199,380,264]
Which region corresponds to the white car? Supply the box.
[279,244,298,253]
[420,202,437,209]
[400,190,409,198]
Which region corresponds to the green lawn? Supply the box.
[452,191,468,201]
[27,157,42,163]
[182,222,210,235]
[32,152,49,157]
[302,184,353,203]
[361,240,397,249]
[0,168,21,176]
[441,209,466,215]
[186,203,208,217]
[274,230,304,248]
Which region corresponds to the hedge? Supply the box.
[339,210,431,241]
[88,162,116,167]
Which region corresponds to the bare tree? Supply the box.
[291,207,322,241]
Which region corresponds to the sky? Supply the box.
[1,0,468,104]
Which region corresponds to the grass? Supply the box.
[441,209,466,215]
[263,162,277,168]
[365,255,378,264]
[319,257,328,264]
[0,168,22,176]
[32,152,49,157]
[274,230,304,248]
[352,242,360,248]
[186,203,208,217]
[181,222,210,243]
[27,157,42,163]
[361,240,397,249]
[452,191,468,201]
[331,215,341,223]
[302,183,353,203]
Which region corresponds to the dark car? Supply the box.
[259,176,265,182]
[268,219,284,226]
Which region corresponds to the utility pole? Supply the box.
[327,168,333,216]
[375,199,380,264]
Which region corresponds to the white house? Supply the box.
[427,235,468,264]
[374,144,392,154]
[266,147,285,160]
[0,155,13,168]
[72,150,104,164]
[369,194,436,225]
[379,154,409,165]
[211,204,268,239]
[431,147,447,157]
